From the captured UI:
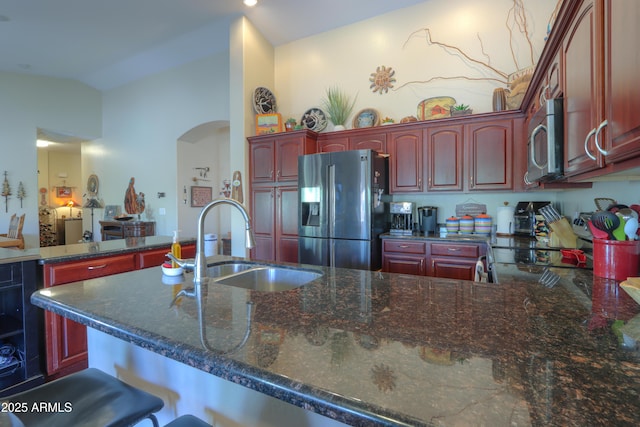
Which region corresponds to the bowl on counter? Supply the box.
[162,263,183,277]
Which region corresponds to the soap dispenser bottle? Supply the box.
[171,230,182,268]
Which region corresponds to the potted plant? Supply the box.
[284,118,297,132]
[381,117,395,126]
[322,86,356,131]
[450,104,472,117]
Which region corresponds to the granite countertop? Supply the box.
[37,236,196,264]
[30,254,640,426]
[0,247,41,264]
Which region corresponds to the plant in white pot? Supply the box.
[322,87,356,131]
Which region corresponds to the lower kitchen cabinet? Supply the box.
[41,244,196,380]
[382,238,486,282]
[382,239,427,276]
[250,186,298,263]
[42,253,137,379]
[428,241,486,281]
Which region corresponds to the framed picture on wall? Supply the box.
[191,186,213,207]
[56,186,72,198]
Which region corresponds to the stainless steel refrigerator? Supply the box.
[298,149,388,270]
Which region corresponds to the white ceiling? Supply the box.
[1,0,426,91]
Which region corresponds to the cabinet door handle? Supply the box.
[399,244,410,248]
[594,119,609,156]
[276,170,281,179]
[270,170,274,179]
[418,178,422,189]
[87,264,107,270]
[584,128,597,160]
[448,248,460,252]
[524,171,532,185]
[539,84,549,106]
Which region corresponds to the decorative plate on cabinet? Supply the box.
[253,87,277,114]
[352,108,381,128]
[300,108,328,132]
[417,96,456,120]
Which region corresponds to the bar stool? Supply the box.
[1,368,164,427]
[164,415,212,427]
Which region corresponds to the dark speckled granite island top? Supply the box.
[31,255,640,426]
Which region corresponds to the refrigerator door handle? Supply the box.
[328,164,336,238]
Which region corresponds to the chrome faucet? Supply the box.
[168,198,256,285]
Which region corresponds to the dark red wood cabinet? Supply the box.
[248,130,317,263]
[42,243,196,380]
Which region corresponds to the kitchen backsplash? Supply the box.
[387,180,640,224]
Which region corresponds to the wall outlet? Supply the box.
[159,208,166,215]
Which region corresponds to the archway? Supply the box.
[177,121,230,254]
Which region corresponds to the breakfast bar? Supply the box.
[29,255,640,426]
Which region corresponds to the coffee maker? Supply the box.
[417,206,438,235]
[390,202,414,235]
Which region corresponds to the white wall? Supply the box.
[83,52,231,239]
[0,72,101,247]
[274,0,558,128]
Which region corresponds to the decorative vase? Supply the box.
[492,88,508,112]
[285,122,295,132]
[333,124,346,131]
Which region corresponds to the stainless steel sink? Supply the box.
[211,264,323,292]
[207,262,258,278]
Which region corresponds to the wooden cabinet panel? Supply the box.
[45,254,137,285]
[383,255,426,276]
[424,125,463,191]
[563,0,601,176]
[43,253,137,379]
[466,121,513,191]
[388,129,422,193]
[136,243,196,269]
[249,187,275,262]
[430,242,482,258]
[429,258,478,281]
[276,186,298,263]
[250,142,275,182]
[382,239,427,275]
[599,0,640,163]
[349,132,387,153]
[318,138,348,152]
[277,138,304,182]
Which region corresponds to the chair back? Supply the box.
[7,214,25,239]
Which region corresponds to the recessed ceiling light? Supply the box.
[243,0,258,7]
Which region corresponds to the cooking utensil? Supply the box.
[624,217,638,240]
[612,213,627,241]
[588,220,609,239]
[591,211,620,240]
[594,197,617,211]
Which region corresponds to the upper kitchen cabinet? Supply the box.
[423,113,521,193]
[562,0,640,178]
[248,130,318,183]
[317,129,387,154]
[424,124,464,192]
[466,118,515,191]
[388,128,423,193]
[598,0,640,163]
[562,0,601,177]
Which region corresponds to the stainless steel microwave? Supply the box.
[527,98,564,182]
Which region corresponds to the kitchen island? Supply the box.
[29,255,640,426]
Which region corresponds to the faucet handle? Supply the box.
[166,253,195,271]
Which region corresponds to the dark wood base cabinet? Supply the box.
[41,244,195,380]
[382,238,486,282]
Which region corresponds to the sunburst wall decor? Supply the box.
[369,66,396,94]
